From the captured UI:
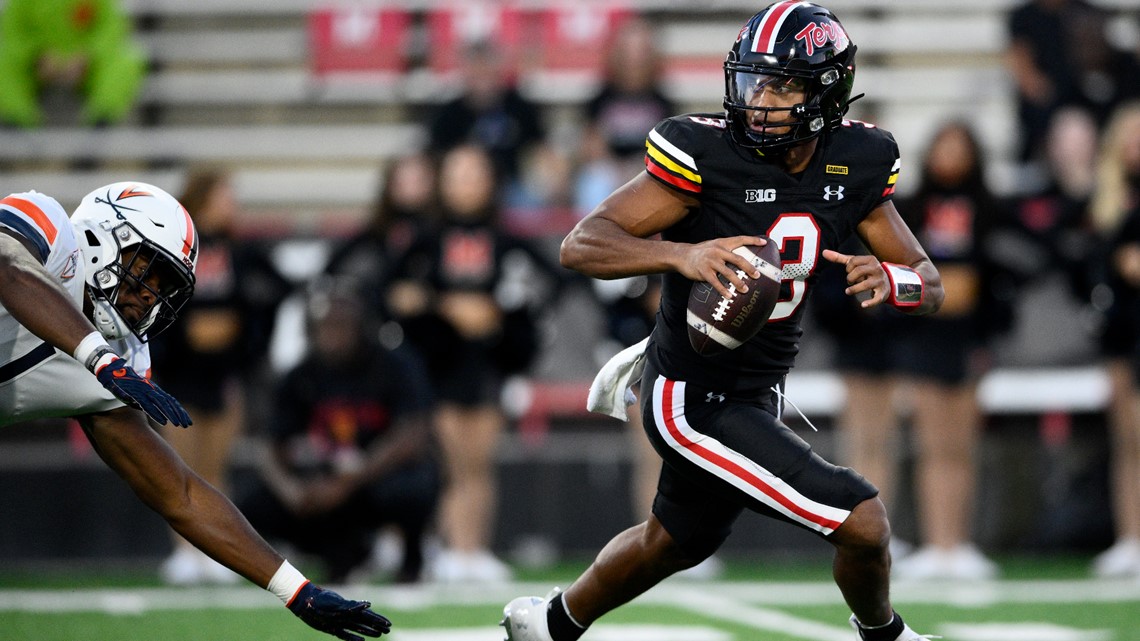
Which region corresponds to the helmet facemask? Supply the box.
[86,222,195,341]
[725,67,815,149]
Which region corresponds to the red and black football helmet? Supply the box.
[724,1,859,150]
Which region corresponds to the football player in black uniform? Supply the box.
[501,3,942,641]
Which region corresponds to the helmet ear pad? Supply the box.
[89,294,134,341]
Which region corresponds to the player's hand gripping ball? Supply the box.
[686,241,782,356]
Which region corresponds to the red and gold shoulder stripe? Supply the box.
[645,128,701,194]
[881,158,901,198]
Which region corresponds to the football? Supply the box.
[686,242,783,356]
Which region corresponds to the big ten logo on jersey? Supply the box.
[794,19,849,56]
[745,188,777,203]
[687,116,726,129]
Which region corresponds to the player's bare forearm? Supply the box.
[173,475,286,587]
[561,174,764,296]
[562,218,765,299]
[0,232,96,354]
[561,215,687,279]
[81,409,285,587]
[561,172,700,279]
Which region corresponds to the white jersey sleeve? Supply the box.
[0,191,84,359]
[0,191,147,425]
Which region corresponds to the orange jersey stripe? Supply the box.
[0,196,58,244]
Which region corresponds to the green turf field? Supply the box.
[2,557,1137,641]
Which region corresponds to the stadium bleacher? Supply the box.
[0,0,1074,216]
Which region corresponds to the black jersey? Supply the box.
[643,113,901,395]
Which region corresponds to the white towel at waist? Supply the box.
[586,337,650,421]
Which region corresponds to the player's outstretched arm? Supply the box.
[79,408,392,638]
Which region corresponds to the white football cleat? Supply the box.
[500,589,558,641]
[1092,538,1140,577]
[849,614,940,640]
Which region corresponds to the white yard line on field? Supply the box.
[0,578,1136,615]
[651,577,1140,606]
[388,625,731,641]
[648,587,852,641]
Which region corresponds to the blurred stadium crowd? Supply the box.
[2,0,1140,587]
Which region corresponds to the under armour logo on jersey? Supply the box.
[823,185,845,201]
[746,188,777,203]
[706,392,726,403]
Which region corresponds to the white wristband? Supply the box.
[267,560,310,606]
[881,262,923,308]
[73,331,113,371]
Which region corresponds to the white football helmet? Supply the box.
[70,181,197,341]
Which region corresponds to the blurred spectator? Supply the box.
[324,153,439,321]
[0,0,147,128]
[816,122,1012,580]
[238,279,440,584]
[425,41,545,199]
[151,170,291,585]
[1087,102,1140,577]
[889,122,1011,580]
[1005,0,1140,163]
[387,144,559,582]
[574,16,675,215]
[1009,107,1100,301]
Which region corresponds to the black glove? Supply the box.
[288,582,392,640]
[95,356,192,427]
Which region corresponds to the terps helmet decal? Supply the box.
[793,20,849,57]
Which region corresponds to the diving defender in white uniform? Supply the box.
[0,183,392,640]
